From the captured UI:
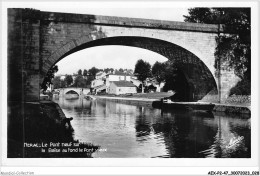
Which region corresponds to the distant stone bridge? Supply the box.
[59,87,90,96]
[8,8,240,103]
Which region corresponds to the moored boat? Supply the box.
[152,100,215,112]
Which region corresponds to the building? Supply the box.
[105,71,131,87]
[130,77,142,87]
[95,71,107,80]
[108,81,137,95]
[91,71,107,93]
[144,78,165,92]
[90,70,140,94]
[91,79,104,89]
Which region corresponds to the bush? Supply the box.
[229,78,250,95]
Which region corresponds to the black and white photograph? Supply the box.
[1,0,259,175]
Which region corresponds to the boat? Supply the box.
[152,99,215,112]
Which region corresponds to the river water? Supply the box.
[53,96,251,158]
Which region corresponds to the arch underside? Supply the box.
[65,90,80,96]
[46,36,217,101]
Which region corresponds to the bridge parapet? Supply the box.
[40,11,225,33]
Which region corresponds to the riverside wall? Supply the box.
[7,100,97,158]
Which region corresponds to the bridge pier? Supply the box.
[219,69,241,103]
[8,9,41,102]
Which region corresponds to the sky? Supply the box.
[11,3,189,75]
[58,46,169,74]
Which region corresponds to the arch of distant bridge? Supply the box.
[59,87,90,96]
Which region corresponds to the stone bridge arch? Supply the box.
[63,88,81,96]
[59,87,90,96]
[8,9,241,102]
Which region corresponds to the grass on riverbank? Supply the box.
[96,92,174,100]
[131,92,174,99]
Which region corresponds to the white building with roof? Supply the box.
[95,71,107,80]
[91,70,138,94]
[105,71,131,92]
[108,81,137,95]
[91,71,107,93]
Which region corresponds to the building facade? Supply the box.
[91,70,138,94]
[108,81,137,95]
[105,71,131,92]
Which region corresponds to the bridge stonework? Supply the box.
[8,8,240,103]
[59,88,90,96]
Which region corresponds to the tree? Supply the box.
[184,8,218,24]
[64,75,73,87]
[88,67,99,77]
[163,61,178,92]
[184,8,251,95]
[41,65,58,92]
[109,68,114,73]
[73,75,86,88]
[104,68,114,73]
[215,8,250,95]
[104,68,110,73]
[78,69,82,76]
[52,76,61,89]
[85,77,92,87]
[119,68,124,72]
[83,69,88,77]
[152,61,166,90]
[60,80,66,88]
[134,59,151,93]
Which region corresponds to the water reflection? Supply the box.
[53,97,251,158]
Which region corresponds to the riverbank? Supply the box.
[8,101,98,158]
[95,95,157,107]
[94,95,251,114]
[92,92,173,107]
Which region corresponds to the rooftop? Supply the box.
[96,72,104,76]
[108,71,131,76]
